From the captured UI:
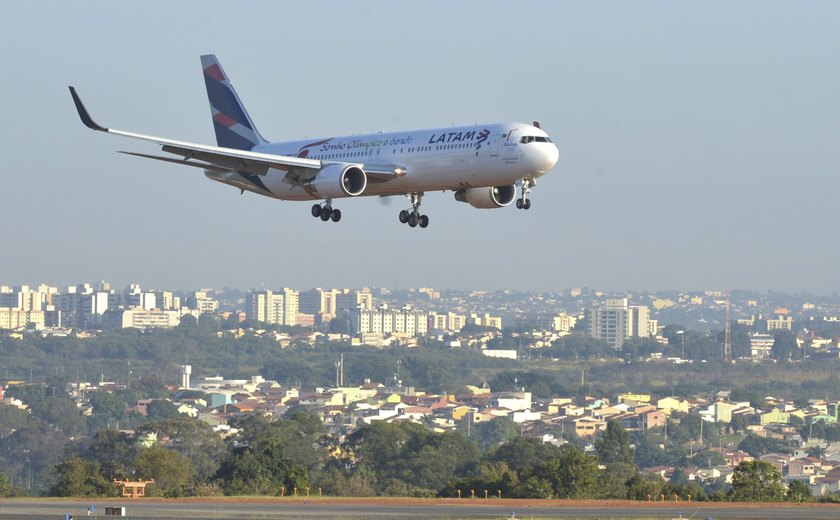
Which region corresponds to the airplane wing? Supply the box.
[70,87,406,183]
[70,86,321,176]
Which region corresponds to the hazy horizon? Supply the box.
[3,2,839,294]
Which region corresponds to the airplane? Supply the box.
[69,55,559,229]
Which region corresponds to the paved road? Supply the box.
[3,498,840,519]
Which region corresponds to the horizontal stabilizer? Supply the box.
[118,151,233,173]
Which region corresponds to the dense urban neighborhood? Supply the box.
[4,282,840,501]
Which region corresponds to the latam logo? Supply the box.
[427,128,492,149]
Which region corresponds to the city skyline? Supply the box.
[5,277,840,298]
[3,2,840,293]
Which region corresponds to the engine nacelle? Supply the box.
[454,185,517,209]
[308,164,367,198]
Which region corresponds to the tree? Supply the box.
[346,421,479,495]
[145,399,181,421]
[85,430,137,479]
[49,455,114,497]
[29,396,88,437]
[0,470,18,497]
[473,417,519,451]
[328,316,350,335]
[440,461,519,499]
[0,419,69,495]
[135,417,227,483]
[738,433,791,458]
[728,460,785,502]
[594,421,634,465]
[518,445,600,499]
[133,445,194,497]
[230,413,326,472]
[597,461,637,498]
[491,437,562,471]
[730,413,751,433]
[0,403,33,437]
[807,445,825,459]
[786,479,812,502]
[0,471,8,497]
[87,390,131,430]
[772,330,799,361]
[633,431,673,468]
[216,439,308,496]
[625,473,665,501]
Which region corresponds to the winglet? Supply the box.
[68,86,108,132]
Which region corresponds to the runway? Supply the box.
[2,498,840,519]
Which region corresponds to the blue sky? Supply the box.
[2,1,839,293]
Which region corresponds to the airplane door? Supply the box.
[489,135,500,156]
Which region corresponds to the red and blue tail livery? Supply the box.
[200,55,266,151]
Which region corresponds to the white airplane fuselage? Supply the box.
[207,122,559,201]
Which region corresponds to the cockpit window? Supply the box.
[520,135,552,144]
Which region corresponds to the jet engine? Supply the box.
[454,185,517,208]
[308,164,367,197]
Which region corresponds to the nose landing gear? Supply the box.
[399,192,429,228]
[311,199,341,222]
[516,179,535,210]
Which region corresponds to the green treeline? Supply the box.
[0,413,817,502]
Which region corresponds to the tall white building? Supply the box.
[430,312,467,332]
[114,309,181,329]
[351,305,429,337]
[552,312,578,333]
[184,291,219,315]
[587,298,650,349]
[247,288,299,326]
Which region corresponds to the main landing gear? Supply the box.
[311,199,341,223]
[516,178,535,210]
[398,192,429,228]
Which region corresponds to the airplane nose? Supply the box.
[534,143,559,173]
[547,143,559,169]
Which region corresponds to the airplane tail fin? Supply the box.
[200,54,268,150]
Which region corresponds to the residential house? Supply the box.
[657,396,691,415]
[572,416,606,438]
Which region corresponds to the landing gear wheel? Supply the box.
[518,179,535,210]
[401,192,429,229]
[331,209,342,222]
[311,204,322,218]
[320,208,332,221]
